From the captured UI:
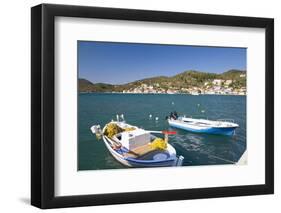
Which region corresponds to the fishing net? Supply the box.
[150,138,167,150]
[104,123,124,138]
[104,123,136,138]
[123,127,136,132]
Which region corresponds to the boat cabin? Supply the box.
[115,129,151,150]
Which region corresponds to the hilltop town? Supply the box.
[121,77,246,95]
[79,70,246,95]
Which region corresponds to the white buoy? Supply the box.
[172,102,174,105]
[155,117,159,121]
[149,114,152,119]
[201,110,205,113]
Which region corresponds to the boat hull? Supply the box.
[168,120,237,136]
[103,136,179,167]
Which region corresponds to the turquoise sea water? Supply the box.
[78,93,246,170]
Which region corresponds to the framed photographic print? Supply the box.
[31,4,274,209]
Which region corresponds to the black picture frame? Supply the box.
[31,3,274,209]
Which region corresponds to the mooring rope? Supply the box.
[200,151,237,164]
[173,142,237,164]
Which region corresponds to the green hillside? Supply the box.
[79,79,114,92]
[79,69,246,92]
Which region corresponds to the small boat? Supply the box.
[90,115,184,168]
[167,112,239,136]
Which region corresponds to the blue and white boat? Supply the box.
[167,112,239,136]
[90,116,184,168]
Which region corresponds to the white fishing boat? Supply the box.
[167,112,239,136]
[90,115,184,168]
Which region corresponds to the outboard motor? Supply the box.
[170,112,173,119]
[173,111,178,119]
[169,111,178,120]
[90,125,102,139]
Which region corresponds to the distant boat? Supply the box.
[90,116,184,167]
[167,112,239,136]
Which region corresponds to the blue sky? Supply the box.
[78,41,246,85]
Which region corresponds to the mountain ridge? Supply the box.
[79,69,246,93]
